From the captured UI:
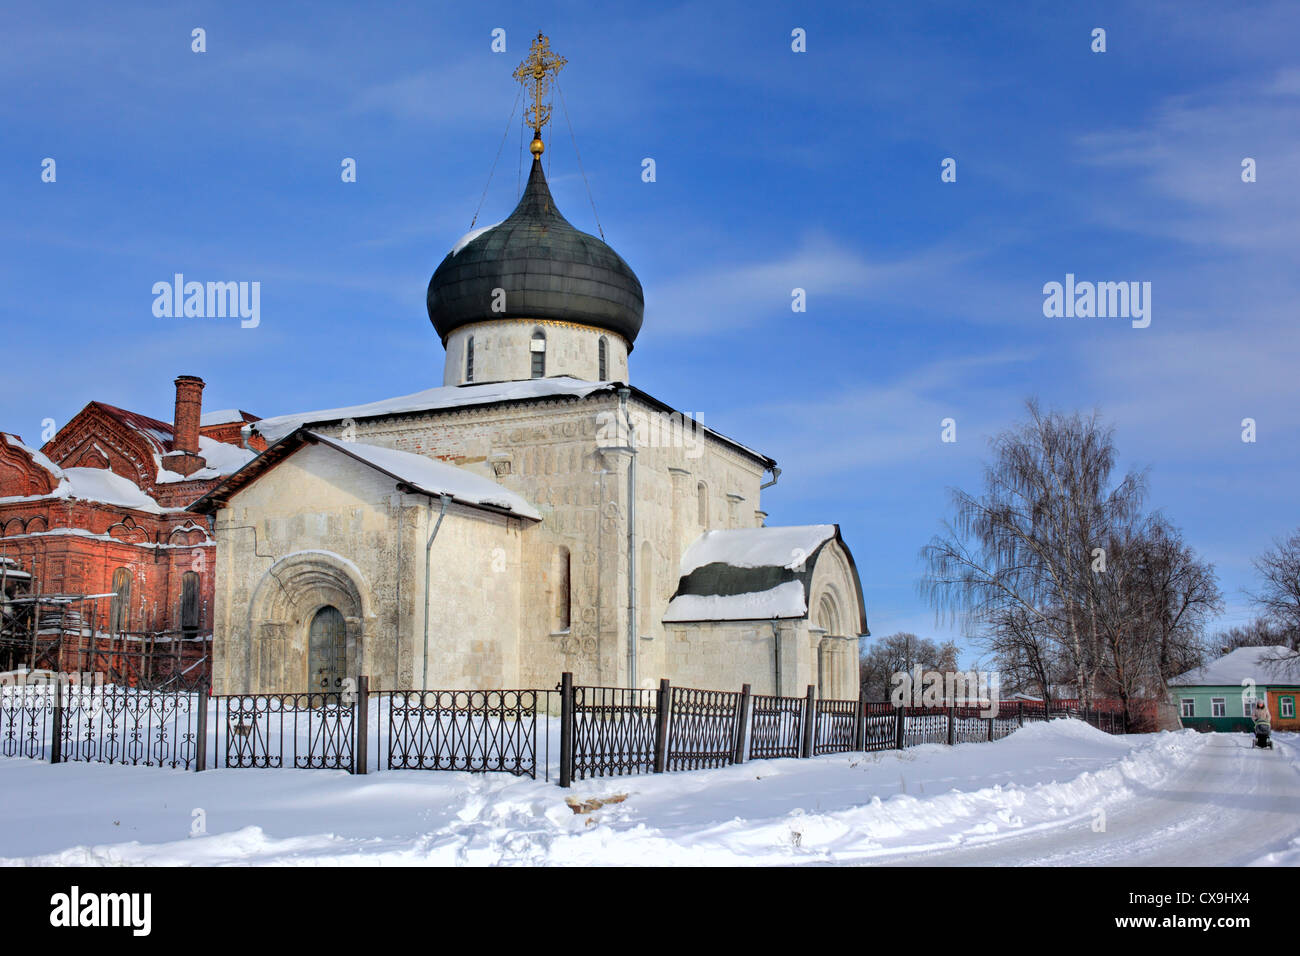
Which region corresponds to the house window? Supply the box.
[108,567,132,634]
[598,336,608,380]
[1282,697,1296,719]
[530,329,546,379]
[466,336,475,383]
[1242,696,1256,718]
[696,481,708,526]
[181,571,200,637]
[1211,698,1226,718]
[1180,698,1195,718]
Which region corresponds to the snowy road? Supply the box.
[877,732,1300,866]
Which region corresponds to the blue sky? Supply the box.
[2,1,1297,665]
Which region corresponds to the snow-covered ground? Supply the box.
[1,720,1296,866]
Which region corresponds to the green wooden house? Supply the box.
[1168,645,1300,733]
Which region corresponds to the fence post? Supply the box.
[195,681,209,772]
[50,678,63,765]
[559,672,574,788]
[800,685,816,758]
[732,683,751,765]
[894,705,905,750]
[987,714,994,742]
[355,675,369,775]
[653,679,671,773]
[946,704,956,746]
[854,698,866,752]
[1017,701,1024,727]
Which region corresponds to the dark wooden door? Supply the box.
[308,606,346,692]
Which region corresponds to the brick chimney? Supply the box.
[161,375,207,477]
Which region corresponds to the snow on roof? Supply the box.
[663,525,840,623]
[678,525,837,576]
[251,377,615,444]
[156,437,258,483]
[310,433,541,520]
[1,432,63,479]
[451,221,502,256]
[58,468,163,513]
[1169,645,1300,687]
[201,409,250,426]
[663,581,806,623]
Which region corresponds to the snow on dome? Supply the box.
[310,433,541,520]
[1169,645,1300,686]
[663,581,806,623]
[251,377,614,445]
[451,221,502,256]
[678,525,837,576]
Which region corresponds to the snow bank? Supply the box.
[0,721,1218,867]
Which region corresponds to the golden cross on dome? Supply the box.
[513,32,567,155]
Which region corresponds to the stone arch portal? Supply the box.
[246,551,371,694]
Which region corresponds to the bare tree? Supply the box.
[921,400,1219,726]
[1249,529,1300,655]
[1212,617,1287,654]
[859,632,960,701]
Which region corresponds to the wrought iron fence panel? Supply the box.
[382,689,538,777]
[813,699,858,755]
[902,708,948,747]
[217,693,354,771]
[571,685,659,779]
[0,683,52,760]
[667,687,742,771]
[60,685,198,769]
[748,694,804,760]
[862,702,896,752]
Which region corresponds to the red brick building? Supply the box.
[0,376,261,684]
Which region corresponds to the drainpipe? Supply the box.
[618,388,637,688]
[421,493,452,690]
[772,620,782,696]
[760,465,781,490]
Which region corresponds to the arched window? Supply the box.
[696,481,709,527]
[181,571,201,637]
[817,592,841,637]
[530,328,546,379]
[109,567,132,634]
[598,336,608,381]
[553,546,571,631]
[465,336,475,383]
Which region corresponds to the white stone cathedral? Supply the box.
[193,48,867,698]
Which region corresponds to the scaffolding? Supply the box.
[0,557,211,690]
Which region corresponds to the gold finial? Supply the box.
[513,32,567,155]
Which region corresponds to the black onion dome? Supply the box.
[427,158,644,347]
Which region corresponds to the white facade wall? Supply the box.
[210,442,524,694]
[213,392,863,698]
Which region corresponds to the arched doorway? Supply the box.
[308,606,347,692]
